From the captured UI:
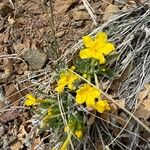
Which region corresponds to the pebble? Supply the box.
[21,48,48,70]
[72,10,89,21]
[56,31,65,38]
[71,20,84,28]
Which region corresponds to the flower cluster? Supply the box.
[55,66,78,93]
[24,94,39,106]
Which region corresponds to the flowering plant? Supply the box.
[24,32,116,149]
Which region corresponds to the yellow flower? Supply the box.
[64,126,70,132]
[76,84,101,107]
[80,32,115,64]
[43,108,54,123]
[82,73,87,78]
[75,130,83,139]
[94,100,110,113]
[24,94,38,106]
[55,67,78,93]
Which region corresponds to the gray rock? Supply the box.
[22,48,48,70]
[71,20,84,28]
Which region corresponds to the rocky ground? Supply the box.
[0,0,147,149]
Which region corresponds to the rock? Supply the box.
[0,3,13,17]
[122,6,128,12]
[21,48,48,70]
[54,0,78,13]
[103,4,120,21]
[56,31,65,38]
[3,59,14,78]
[72,10,89,21]
[78,5,86,10]
[71,20,84,28]
[0,59,14,81]
[100,0,114,11]
[0,110,19,123]
[13,43,26,53]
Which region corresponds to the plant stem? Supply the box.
[61,132,72,150]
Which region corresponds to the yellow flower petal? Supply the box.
[95,100,110,113]
[76,91,86,104]
[75,130,83,139]
[24,99,37,106]
[71,66,76,70]
[79,48,92,59]
[95,32,107,43]
[82,73,87,78]
[25,94,35,100]
[64,126,70,132]
[83,35,94,47]
[103,100,111,110]
[55,85,64,93]
[90,88,101,98]
[101,43,115,55]
[93,52,106,64]
[86,98,95,107]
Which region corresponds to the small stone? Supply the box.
[56,31,65,38]
[122,6,128,11]
[21,48,48,70]
[0,59,14,80]
[13,43,26,53]
[72,10,89,21]
[54,0,78,13]
[103,4,120,21]
[71,20,84,28]
[78,5,85,10]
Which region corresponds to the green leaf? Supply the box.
[75,57,91,74]
[101,68,117,78]
[95,65,117,79]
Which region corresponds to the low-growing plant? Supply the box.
[24,32,117,150]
